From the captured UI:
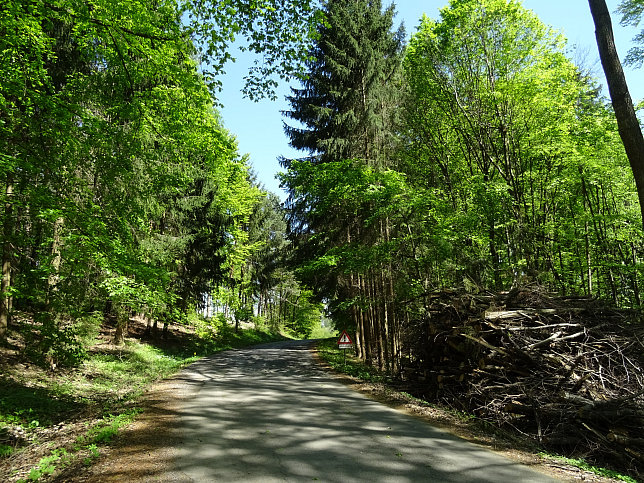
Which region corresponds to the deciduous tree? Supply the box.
[589,0,644,226]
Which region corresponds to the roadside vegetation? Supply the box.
[3,0,644,481]
[284,0,644,478]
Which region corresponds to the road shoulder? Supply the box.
[310,344,623,483]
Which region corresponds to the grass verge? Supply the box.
[315,338,386,382]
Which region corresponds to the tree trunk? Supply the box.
[113,308,128,345]
[48,216,64,303]
[358,275,371,364]
[589,0,644,226]
[632,243,641,306]
[354,304,364,359]
[585,224,593,295]
[0,174,13,339]
[379,269,390,374]
[236,267,244,332]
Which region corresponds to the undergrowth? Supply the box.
[537,453,638,483]
[315,338,386,382]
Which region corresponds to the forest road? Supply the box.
[163,339,557,482]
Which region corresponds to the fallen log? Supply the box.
[484,308,586,320]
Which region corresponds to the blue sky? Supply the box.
[218,0,644,199]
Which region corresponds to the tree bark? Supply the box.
[589,0,644,226]
[47,216,64,303]
[0,174,13,339]
[113,308,128,345]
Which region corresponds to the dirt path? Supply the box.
[59,375,189,482]
[64,341,620,482]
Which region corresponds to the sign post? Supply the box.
[337,330,354,367]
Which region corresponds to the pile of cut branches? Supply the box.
[401,288,644,475]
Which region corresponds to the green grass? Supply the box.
[78,409,142,445]
[538,453,639,483]
[0,445,13,457]
[13,409,144,482]
[315,338,387,382]
[76,343,194,397]
[179,318,288,358]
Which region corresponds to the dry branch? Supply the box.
[400,289,644,477]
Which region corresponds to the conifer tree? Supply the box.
[283,0,404,168]
[281,0,404,369]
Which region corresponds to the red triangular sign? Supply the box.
[338,330,353,345]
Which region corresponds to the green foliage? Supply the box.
[24,449,71,481]
[15,410,138,482]
[0,382,83,429]
[280,0,406,365]
[316,338,386,382]
[283,0,404,162]
[208,188,323,339]
[279,0,644,418]
[0,0,323,355]
[83,444,100,465]
[251,315,268,330]
[79,409,141,445]
[179,313,287,354]
[282,288,324,339]
[234,305,253,323]
[401,0,643,303]
[83,349,181,394]
[619,0,644,66]
[1,0,318,348]
[538,453,638,483]
[307,319,336,339]
[17,312,102,368]
[181,0,321,99]
[29,317,88,368]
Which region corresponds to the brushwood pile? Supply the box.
[401,288,644,476]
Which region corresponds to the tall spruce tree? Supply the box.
[281,0,404,369]
[283,0,404,168]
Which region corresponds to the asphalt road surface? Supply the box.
[173,339,557,482]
